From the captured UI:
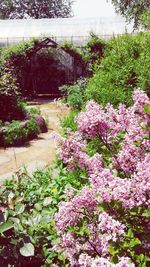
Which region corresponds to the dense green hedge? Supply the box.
[85,32,150,106]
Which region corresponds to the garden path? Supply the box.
[0,100,70,184]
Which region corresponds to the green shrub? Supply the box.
[60,40,83,61]
[84,32,106,66]
[0,73,26,122]
[0,38,38,64]
[3,120,28,146]
[26,117,40,139]
[61,110,78,133]
[67,92,84,109]
[60,78,87,110]
[0,157,87,266]
[86,32,150,106]
[1,117,40,146]
[27,107,41,115]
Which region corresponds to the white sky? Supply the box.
[73,0,117,18]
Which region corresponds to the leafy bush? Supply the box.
[0,168,55,267]
[28,107,41,115]
[61,110,78,133]
[0,38,38,64]
[0,72,26,122]
[86,32,150,106]
[26,117,40,139]
[0,157,87,266]
[55,89,150,266]
[140,9,150,30]
[1,117,40,146]
[60,40,83,62]
[60,78,87,110]
[84,32,106,66]
[3,120,28,146]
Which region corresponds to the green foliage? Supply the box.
[61,110,78,132]
[84,32,106,67]
[60,78,87,110]
[1,117,40,146]
[60,40,83,61]
[0,72,26,122]
[0,38,38,64]
[107,204,150,266]
[3,120,28,146]
[140,9,150,30]
[67,92,84,109]
[111,0,150,29]
[0,0,73,19]
[27,107,41,115]
[0,158,86,266]
[26,117,40,139]
[86,32,150,106]
[0,168,57,266]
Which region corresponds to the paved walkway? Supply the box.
[0,100,70,184]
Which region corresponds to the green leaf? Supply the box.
[9,217,20,224]
[111,255,118,264]
[34,203,42,211]
[43,197,52,206]
[142,207,150,217]
[20,243,35,257]
[127,228,134,238]
[15,203,25,214]
[144,104,150,115]
[109,244,119,256]
[0,220,14,234]
[129,237,141,248]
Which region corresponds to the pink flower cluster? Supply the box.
[55,189,125,264]
[79,254,135,267]
[55,89,150,266]
[98,212,125,241]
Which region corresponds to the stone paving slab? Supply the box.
[31,139,50,148]
[5,147,28,156]
[0,156,11,165]
[24,160,48,175]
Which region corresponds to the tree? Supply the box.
[0,0,74,19]
[110,0,150,29]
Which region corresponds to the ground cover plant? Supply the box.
[0,161,87,266]
[55,89,150,266]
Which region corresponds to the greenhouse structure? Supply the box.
[0,16,134,47]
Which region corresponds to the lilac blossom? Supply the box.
[55,89,150,266]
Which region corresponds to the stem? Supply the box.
[87,239,101,257]
[98,133,128,178]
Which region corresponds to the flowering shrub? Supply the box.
[55,89,150,266]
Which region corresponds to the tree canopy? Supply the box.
[0,0,74,19]
[111,0,150,29]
